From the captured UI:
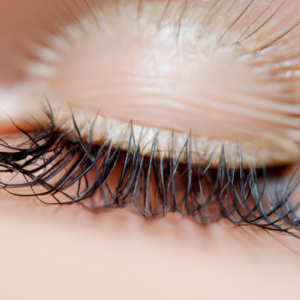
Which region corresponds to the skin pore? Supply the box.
[1,1,300,299]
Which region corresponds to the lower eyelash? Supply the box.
[0,102,300,239]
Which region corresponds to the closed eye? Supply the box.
[0,0,300,239]
[3,2,300,299]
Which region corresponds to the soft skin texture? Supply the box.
[21,0,300,167]
[1,1,300,300]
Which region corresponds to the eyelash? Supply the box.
[0,102,300,239]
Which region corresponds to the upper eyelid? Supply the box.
[21,1,299,164]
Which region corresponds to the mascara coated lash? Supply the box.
[0,104,299,238]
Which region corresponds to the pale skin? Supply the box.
[1,1,300,300]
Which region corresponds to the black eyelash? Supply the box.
[0,102,300,239]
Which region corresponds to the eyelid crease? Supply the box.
[0,104,300,239]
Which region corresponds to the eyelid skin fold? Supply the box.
[22,0,300,168]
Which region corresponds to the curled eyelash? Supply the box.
[0,102,300,238]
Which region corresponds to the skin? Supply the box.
[1,1,300,299]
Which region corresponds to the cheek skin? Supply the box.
[1,1,300,299]
[1,193,300,300]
